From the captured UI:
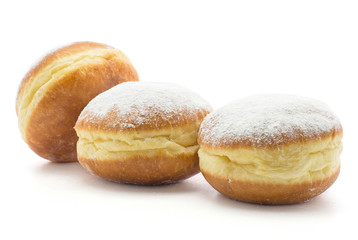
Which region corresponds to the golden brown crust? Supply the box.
[17,41,139,162]
[78,153,200,185]
[198,126,343,150]
[16,42,121,113]
[75,108,211,133]
[24,63,119,162]
[201,167,340,204]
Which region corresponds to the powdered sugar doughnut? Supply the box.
[198,94,343,204]
[75,82,212,185]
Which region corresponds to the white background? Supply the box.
[1,0,357,239]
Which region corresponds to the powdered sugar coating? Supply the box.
[78,82,212,130]
[199,94,341,148]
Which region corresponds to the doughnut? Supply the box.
[16,41,139,162]
[74,82,212,185]
[198,94,343,204]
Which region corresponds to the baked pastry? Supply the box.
[198,94,343,204]
[16,41,138,162]
[75,82,212,185]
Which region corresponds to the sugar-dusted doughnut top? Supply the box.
[76,82,212,131]
[198,94,342,148]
